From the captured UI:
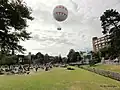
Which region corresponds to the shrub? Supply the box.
[67,67,75,70]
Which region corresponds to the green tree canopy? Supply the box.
[67,49,82,63]
[67,49,75,63]
[0,0,33,54]
[100,9,120,57]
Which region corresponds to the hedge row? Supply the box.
[80,66,120,81]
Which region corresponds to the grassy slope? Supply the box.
[0,67,119,90]
[91,64,120,73]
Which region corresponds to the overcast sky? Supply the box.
[21,0,120,56]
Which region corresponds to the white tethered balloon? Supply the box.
[53,5,68,30]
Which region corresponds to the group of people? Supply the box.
[32,63,53,72]
[0,63,54,75]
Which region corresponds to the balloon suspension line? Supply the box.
[53,19,62,30]
[57,22,62,30]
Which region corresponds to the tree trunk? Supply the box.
[12,49,15,55]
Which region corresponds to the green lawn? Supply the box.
[91,64,120,73]
[0,67,120,90]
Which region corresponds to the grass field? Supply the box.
[91,64,120,73]
[0,67,120,90]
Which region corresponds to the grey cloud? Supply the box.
[56,39,75,45]
[82,35,85,38]
[78,31,83,36]
[63,11,86,26]
[23,0,120,56]
[32,48,44,51]
[69,0,79,12]
[67,32,76,37]
[32,3,54,25]
[32,33,75,46]
[32,2,87,28]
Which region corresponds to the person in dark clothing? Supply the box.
[19,65,22,70]
[35,67,38,72]
[45,65,49,71]
[27,67,30,71]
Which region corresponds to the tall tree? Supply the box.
[58,54,62,63]
[67,49,75,63]
[79,51,85,60]
[100,9,120,57]
[44,54,49,64]
[72,52,82,62]
[35,52,44,64]
[0,0,33,54]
